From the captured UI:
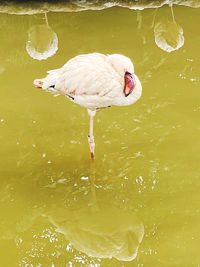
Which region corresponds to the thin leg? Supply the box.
[88,115,95,160]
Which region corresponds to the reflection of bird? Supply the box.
[48,204,144,261]
[34,53,142,159]
[154,4,184,52]
[46,160,144,262]
[26,13,58,60]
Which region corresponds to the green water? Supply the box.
[1,5,200,267]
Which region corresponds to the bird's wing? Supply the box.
[49,53,122,98]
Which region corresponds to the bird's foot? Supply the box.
[88,135,95,160]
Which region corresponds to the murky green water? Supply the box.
[1,5,200,267]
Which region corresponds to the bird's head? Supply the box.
[107,54,136,97]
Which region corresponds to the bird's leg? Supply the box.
[88,115,95,160]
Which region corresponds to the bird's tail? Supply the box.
[33,79,44,88]
[33,69,61,96]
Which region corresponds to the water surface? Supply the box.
[1,5,200,267]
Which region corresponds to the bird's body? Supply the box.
[34,53,142,158]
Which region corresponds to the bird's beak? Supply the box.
[124,88,132,97]
[124,72,136,97]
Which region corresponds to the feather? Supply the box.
[34,53,142,109]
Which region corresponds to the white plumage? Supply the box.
[34,53,142,159]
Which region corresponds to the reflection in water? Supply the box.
[0,66,5,74]
[47,205,144,261]
[26,13,58,60]
[154,4,184,52]
[0,160,144,264]
[47,163,144,261]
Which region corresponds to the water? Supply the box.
[1,4,200,266]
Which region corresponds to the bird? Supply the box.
[33,53,142,159]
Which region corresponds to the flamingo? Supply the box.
[34,53,142,159]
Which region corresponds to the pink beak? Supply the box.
[124,72,136,97]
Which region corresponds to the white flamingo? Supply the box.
[34,53,142,159]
